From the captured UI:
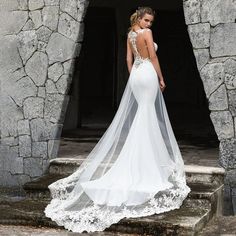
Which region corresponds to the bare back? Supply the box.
[128,28,157,60]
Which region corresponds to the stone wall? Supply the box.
[0,0,236,214]
[0,0,89,186]
[183,0,236,213]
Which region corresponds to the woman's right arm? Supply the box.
[144,29,164,83]
[126,37,133,74]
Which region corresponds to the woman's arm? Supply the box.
[144,29,166,91]
[144,29,164,82]
[126,37,133,74]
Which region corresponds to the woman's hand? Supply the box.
[159,79,166,92]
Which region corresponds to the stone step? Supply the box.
[0,197,212,236]
[185,165,225,187]
[23,173,67,200]
[49,157,225,187]
[23,172,223,202]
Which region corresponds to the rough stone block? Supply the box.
[11,76,37,107]
[228,90,236,116]
[32,141,47,159]
[44,0,60,6]
[201,0,236,26]
[220,139,236,170]
[45,79,58,94]
[1,137,18,146]
[29,0,44,10]
[0,95,24,137]
[0,36,23,73]
[37,41,47,52]
[18,119,30,135]
[77,0,89,22]
[208,84,228,111]
[8,146,23,174]
[44,94,69,123]
[48,62,64,82]
[56,75,71,94]
[38,86,46,98]
[29,10,43,29]
[210,111,234,140]
[25,51,48,86]
[46,33,76,64]
[58,13,80,42]
[60,0,78,19]
[0,171,18,186]
[200,63,224,98]
[36,26,52,43]
[183,0,201,24]
[17,0,28,10]
[24,157,43,177]
[210,23,236,58]
[23,97,44,119]
[193,49,210,70]
[188,23,210,48]
[22,19,35,31]
[63,59,75,75]
[17,30,38,64]
[42,6,59,31]
[19,135,31,157]
[0,11,28,35]
[30,118,63,141]
[224,59,236,89]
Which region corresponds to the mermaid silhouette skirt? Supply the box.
[44,58,191,233]
[81,59,175,206]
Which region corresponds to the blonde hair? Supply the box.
[129,7,155,31]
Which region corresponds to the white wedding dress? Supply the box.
[44,28,191,233]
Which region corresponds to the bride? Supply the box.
[44,6,191,233]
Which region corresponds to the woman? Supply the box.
[44,6,191,233]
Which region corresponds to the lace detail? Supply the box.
[128,29,158,69]
[44,28,190,232]
[44,169,190,233]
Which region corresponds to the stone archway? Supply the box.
[183,0,236,213]
[183,0,236,169]
[0,1,236,214]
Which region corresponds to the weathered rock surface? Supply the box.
[46,33,76,64]
[210,23,236,58]
[208,84,228,111]
[188,23,210,48]
[200,63,224,98]
[17,30,38,64]
[25,51,48,86]
[210,111,234,140]
[201,0,236,26]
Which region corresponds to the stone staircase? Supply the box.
[0,157,225,236]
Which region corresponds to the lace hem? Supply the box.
[44,177,191,233]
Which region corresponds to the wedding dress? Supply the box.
[44,28,191,233]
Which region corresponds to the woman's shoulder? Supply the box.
[142,28,152,34]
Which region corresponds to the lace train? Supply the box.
[44,27,191,233]
[45,170,190,233]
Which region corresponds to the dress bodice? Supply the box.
[128,28,158,54]
[128,28,158,68]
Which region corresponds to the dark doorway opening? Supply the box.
[151,10,218,147]
[62,6,117,137]
[79,7,117,129]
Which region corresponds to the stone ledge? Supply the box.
[0,198,212,236]
[185,165,225,175]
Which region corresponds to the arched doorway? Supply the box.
[61,0,218,167]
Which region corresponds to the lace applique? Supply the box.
[44,168,191,233]
[128,29,156,69]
